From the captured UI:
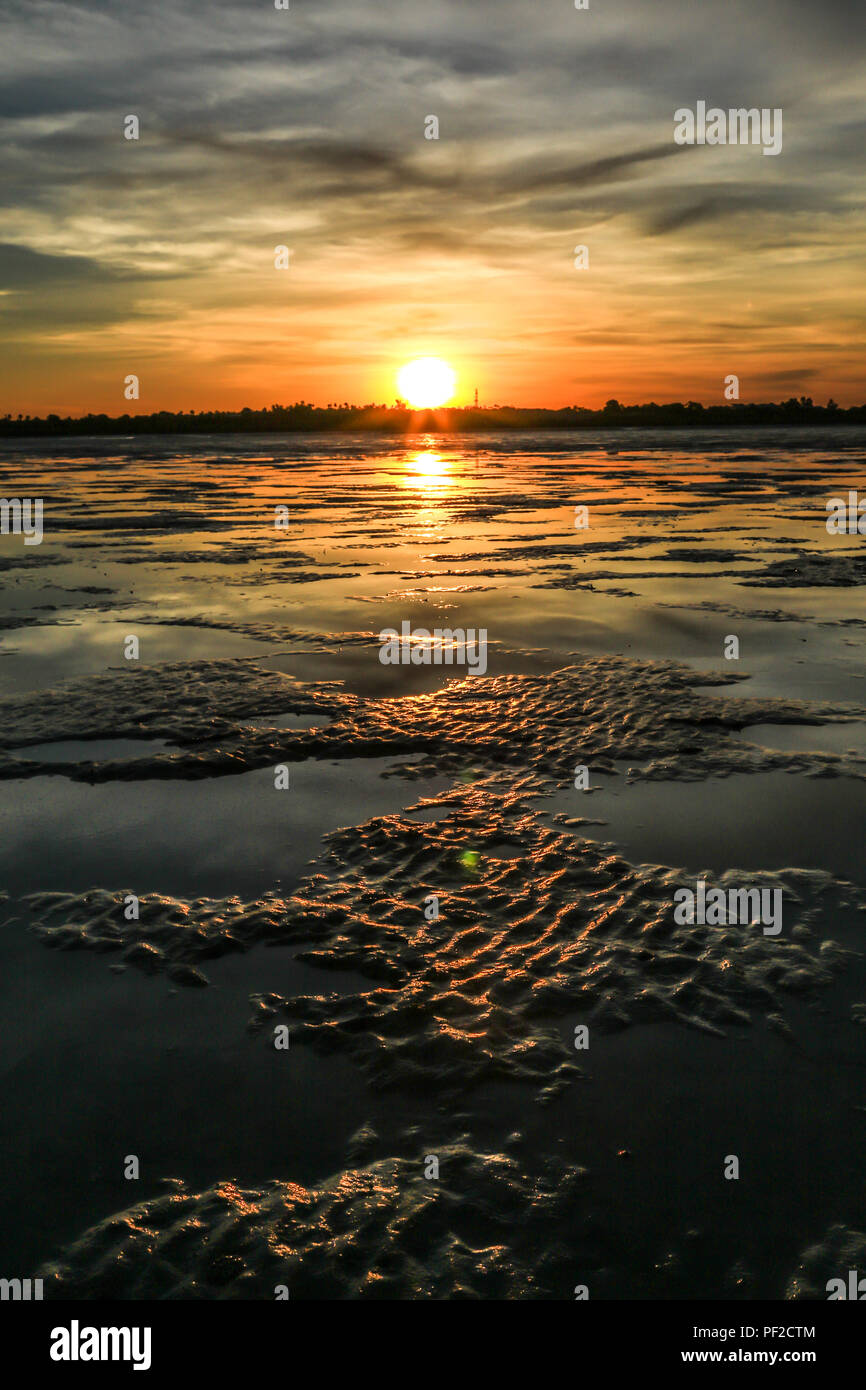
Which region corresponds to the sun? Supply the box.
[397,357,457,409]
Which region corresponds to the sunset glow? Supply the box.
[397,359,457,410]
[0,2,863,416]
[3,0,866,1334]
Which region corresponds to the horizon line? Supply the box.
[3,397,865,439]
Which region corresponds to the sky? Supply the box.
[0,0,864,415]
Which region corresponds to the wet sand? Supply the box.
[1,428,865,1298]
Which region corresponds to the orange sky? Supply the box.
[1,0,864,416]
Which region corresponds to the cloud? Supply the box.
[0,0,863,408]
[0,243,114,289]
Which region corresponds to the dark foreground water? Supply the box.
[0,428,865,1299]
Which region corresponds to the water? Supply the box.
[1,428,865,1298]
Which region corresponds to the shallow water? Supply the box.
[0,757,451,896]
[550,769,866,883]
[741,721,866,754]
[11,737,175,763]
[1,428,865,1300]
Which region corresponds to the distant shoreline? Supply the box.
[1,400,864,439]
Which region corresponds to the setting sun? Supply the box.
[397,357,457,409]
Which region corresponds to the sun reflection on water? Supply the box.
[406,449,450,484]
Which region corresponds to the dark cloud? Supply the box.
[509,145,688,195]
[645,181,848,235]
[0,244,112,289]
